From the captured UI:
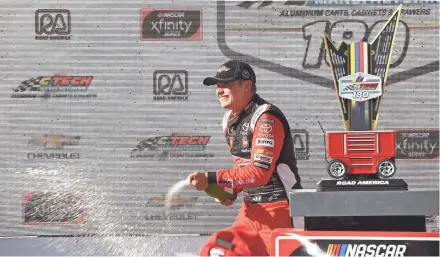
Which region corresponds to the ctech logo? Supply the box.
[12,75,97,99]
[141,9,202,41]
[27,134,81,160]
[130,133,214,160]
[218,1,439,88]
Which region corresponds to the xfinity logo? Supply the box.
[141,9,202,41]
[150,18,192,35]
[395,129,439,160]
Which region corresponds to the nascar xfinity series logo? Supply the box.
[327,243,406,257]
[339,72,382,102]
[22,192,86,224]
[12,75,97,98]
[130,133,214,160]
[395,129,439,159]
[141,9,202,41]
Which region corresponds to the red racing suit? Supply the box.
[205,94,302,255]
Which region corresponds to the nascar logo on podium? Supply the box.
[326,243,407,257]
[323,5,402,131]
[271,230,440,257]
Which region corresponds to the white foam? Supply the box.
[285,233,330,257]
[165,179,189,209]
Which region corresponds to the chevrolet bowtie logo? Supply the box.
[146,195,198,208]
[28,134,81,149]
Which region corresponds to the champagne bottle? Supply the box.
[204,184,234,202]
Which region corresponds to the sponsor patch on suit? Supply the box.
[254,162,270,170]
[254,154,273,164]
[256,138,274,147]
[258,118,274,124]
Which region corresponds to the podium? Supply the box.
[270,189,440,256]
[289,188,438,232]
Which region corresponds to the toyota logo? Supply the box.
[242,123,249,131]
[259,124,272,133]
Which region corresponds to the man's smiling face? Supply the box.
[216,80,247,109]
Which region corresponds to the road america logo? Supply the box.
[336,180,390,186]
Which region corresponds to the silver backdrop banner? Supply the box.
[0,0,438,237]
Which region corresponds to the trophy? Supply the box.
[318,5,407,191]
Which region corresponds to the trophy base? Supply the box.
[316,178,408,192]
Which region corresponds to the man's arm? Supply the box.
[207,113,285,189]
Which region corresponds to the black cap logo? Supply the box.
[242,70,250,79]
[218,66,230,74]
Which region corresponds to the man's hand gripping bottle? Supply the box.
[204,184,236,202]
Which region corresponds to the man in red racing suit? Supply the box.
[187,60,302,256]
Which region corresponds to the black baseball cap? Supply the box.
[203,60,256,86]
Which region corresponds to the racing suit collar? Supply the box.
[231,94,260,117]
